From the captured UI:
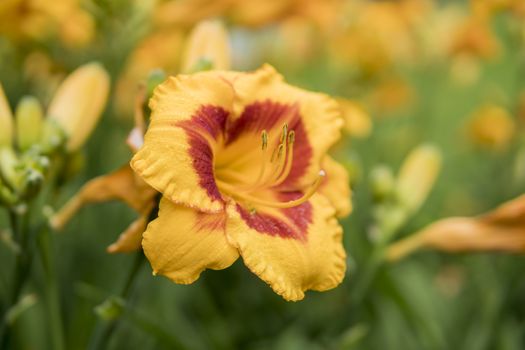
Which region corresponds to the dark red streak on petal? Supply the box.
[177,105,229,203]
[225,101,295,145]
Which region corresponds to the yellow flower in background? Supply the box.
[337,98,372,138]
[48,63,110,152]
[0,0,95,47]
[388,194,525,261]
[329,0,423,77]
[449,17,499,60]
[116,19,230,116]
[367,77,415,114]
[180,19,231,73]
[467,104,515,150]
[396,144,442,214]
[131,65,350,301]
[153,0,343,30]
[115,28,185,117]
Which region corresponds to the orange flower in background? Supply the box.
[131,65,350,301]
[337,98,372,138]
[0,0,95,47]
[153,0,344,30]
[388,194,525,261]
[449,17,499,59]
[467,104,515,150]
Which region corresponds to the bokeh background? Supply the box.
[1,0,525,349]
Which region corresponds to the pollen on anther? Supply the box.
[261,130,268,150]
[288,130,295,144]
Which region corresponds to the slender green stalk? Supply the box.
[38,227,65,350]
[0,209,32,349]
[351,241,388,305]
[88,251,145,350]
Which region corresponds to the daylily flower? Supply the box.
[387,194,525,261]
[131,65,351,301]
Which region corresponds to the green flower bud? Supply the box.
[95,296,124,321]
[15,96,43,151]
[40,119,67,154]
[0,83,14,147]
[0,148,22,191]
[370,165,395,201]
[20,168,44,200]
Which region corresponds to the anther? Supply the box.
[280,123,288,143]
[261,130,268,150]
[288,130,295,145]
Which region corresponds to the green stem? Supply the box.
[351,242,387,305]
[38,227,65,350]
[351,220,400,305]
[0,209,32,349]
[88,251,145,350]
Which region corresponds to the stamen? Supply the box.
[280,123,288,143]
[272,131,295,186]
[219,170,325,209]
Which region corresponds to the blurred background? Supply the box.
[1,0,525,349]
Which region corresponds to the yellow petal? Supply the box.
[181,19,231,73]
[47,62,110,151]
[131,71,235,213]
[230,64,344,188]
[143,197,239,284]
[51,165,156,230]
[225,194,346,301]
[0,82,13,147]
[320,156,352,218]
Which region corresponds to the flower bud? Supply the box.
[95,297,124,321]
[370,165,395,201]
[0,83,14,147]
[396,144,442,214]
[40,119,68,154]
[15,96,43,151]
[0,148,22,191]
[181,20,231,73]
[47,62,110,151]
